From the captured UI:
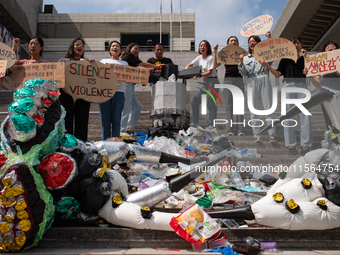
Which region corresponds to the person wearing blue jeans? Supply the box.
[120,42,164,132]
[262,36,312,156]
[238,32,276,143]
[99,41,128,139]
[186,40,219,128]
[120,83,141,132]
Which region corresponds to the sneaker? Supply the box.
[255,137,261,143]
[238,132,245,136]
[227,132,234,137]
[301,146,312,156]
[269,136,276,143]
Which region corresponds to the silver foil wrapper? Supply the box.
[93,141,129,164]
[76,211,100,222]
[29,81,50,99]
[125,181,172,208]
[5,208,16,222]
[7,118,36,142]
[127,144,162,164]
[43,80,58,91]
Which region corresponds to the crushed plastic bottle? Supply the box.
[230,172,245,188]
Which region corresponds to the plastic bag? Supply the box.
[169,204,221,248]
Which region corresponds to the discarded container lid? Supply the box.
[195,197,212,208]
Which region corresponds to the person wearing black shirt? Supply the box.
[120,42,163,132]
[213,36,245,136]
[261,37,312,156]
[147,43,173,96]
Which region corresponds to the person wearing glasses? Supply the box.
[14,37,48,65]
[58,38,94,141]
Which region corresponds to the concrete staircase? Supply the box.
[1,84,337,251]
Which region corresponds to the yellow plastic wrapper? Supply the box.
[317,200,327,210]
[5,208,16,223]
[15,198,27,211]
[5,198,16,208]
[18,220,31,232]
[14,231,26,249]
[2,171,17,188]
[5,183,24,199]
[0,193,7,204]
[273,192,284,203]
[17,211,28,220]
[0,222,9,236]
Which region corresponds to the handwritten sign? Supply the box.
[218,45,248,65]
[12,62,65,91]
[106,64,149,85]
[240,15,273,37]
[0,42,16,68]
[65,60,118,104]
[0,60,7,78]
[305,49,340,77]
[254,38,297,63]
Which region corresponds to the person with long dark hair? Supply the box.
[261,36,312,155]
[186,39,219,128]
[99,41,128,139]
[120,42,163,132]
[238,32,276,143]
[58,38,94,141]
[14,37,48,65]
[213,36,245,136]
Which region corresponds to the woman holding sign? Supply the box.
[99,41,128,139]
[261,37,312,156]
[58,38,93,141]
[14,37,48,65]
[120,42,163,132]
[213,36,245,136]
[186,40,219,128]
[238,32,276,143]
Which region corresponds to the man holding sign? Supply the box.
[262,37,313,156]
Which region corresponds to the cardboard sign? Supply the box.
[0,60,7,78]
[0,42,16,68]
[106,64,149,85]
[254,38,297,63]
[65,60,118,104]
[306,49,340,77]
[12,62,65,91]
[240,14,274,37]
[218,45,248,65]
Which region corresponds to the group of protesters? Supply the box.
[7,32,340,156]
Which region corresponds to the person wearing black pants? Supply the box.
[58,38,94,141]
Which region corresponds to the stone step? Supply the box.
[37,226,340,250]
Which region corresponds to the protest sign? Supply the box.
[12,62,65,91]
[240,14,273,37]
[106,64,149,85]
[253,38,297,63]
[65,60,118,104]
[306,49,340,77]
[0,60,7,78]
[218,45,248,65]
[0,42,16,68]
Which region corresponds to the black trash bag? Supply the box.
[148,127,170,138]
[77,172,111,215]
[259,174,277,186]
